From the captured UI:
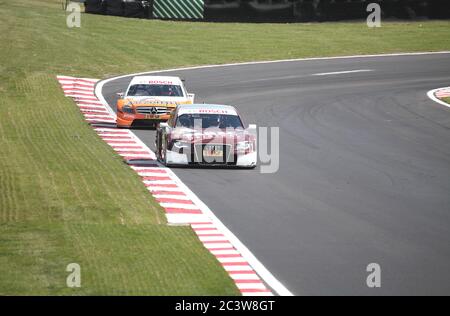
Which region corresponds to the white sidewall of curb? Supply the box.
[427,87,450,108]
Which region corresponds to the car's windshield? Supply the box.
[127,84,184,97]
[176,114,244,129]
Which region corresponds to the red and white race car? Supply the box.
[155,104,257,167]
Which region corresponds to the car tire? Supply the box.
[160,138,168,166]
[163,148,169,167]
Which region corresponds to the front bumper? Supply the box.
[116,112,171,127]
[165,150,257,167]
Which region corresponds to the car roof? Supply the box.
[177,104,239,116]
[129,75,183,86]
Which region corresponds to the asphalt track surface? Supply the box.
[102,53,450,295]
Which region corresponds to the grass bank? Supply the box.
[441,97,450,104]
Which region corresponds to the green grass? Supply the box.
[442,97,450,105]
[0,0,449,295]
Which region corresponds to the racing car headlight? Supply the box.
[172,140,190,153]
[122,105,134,114]
[236,141,253,153]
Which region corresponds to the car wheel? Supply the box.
[160,139,168,166]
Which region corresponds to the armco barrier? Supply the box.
[315,0,369,21]
[85,0,106,14]
[105,0,124,16]
[152,0,204,19]
[83,0,450,21]
[124,0,152,18]
[430,0,450,19]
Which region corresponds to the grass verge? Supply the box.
[0,0,449,294]
[441,97,450,105]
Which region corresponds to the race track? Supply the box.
[101,53,450,295]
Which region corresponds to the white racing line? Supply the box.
[92,51,449,297]
[312,69,373,76]
[96,51,449,88]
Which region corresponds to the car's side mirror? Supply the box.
[248,124,257,130]
[116,92,124,98]
[187,93,195,103]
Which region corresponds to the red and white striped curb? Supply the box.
[427,86,450,109]
[57,75,274,296]
[434,87,450,99]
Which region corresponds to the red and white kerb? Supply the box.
[56,75,273,296]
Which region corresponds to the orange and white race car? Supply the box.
[116,75,195,128]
